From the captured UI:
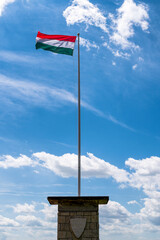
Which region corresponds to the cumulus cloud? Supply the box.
[12,203,58,239]
[12,203,35,213]
[100,201,131,224]
[1,152,160,200]
[4,199,160,240]
[1,151,160,229]
[63,0,107,32]
[3,199,160,240]
[2,198,160,240]
[109,0,149,50]
[34,152,160,228]
[0,0,15,16]
[16,215,43,227]
[0,154,36,169]
[0,202,57,239]
[100,201,134,237]
[40,203,57,221]
[139,197,160,226]
[0,215,19,227]
[33,152,129,182]
[126,156,160,193]
[1,152,160,238]
[0,152,129,181]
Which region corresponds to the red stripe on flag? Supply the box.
[37,31,76,42]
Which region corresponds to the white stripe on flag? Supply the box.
[36,37,75,49]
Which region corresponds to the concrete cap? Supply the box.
[47,196,109,205]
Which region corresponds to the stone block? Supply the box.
[89,222,97,230]
[58,216,65,223]
[48,196,109,240]
[61,223,69,231]
[91,215,98,223]
[66,231,72,238]
[58,231,66,238]
[65,216,70,223]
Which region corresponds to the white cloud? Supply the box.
[132,64,137,70]
[100,201,134,237]
[2,153,160,202]
[63,0,149,57]
[0,154,36,169]
[33,153,160,208]
[33,152,129,182]
[0,0,15,16]
[80,37,99,51]
[100,200,160,239]
[127,200,138,205]
[103,42,131,59]
[1,151,160,229]
[0,74,133,130]
[13,203,35,213]
[126,156,160,193]
[109,0,149,50]
[0,202,57,239]
[3,199,160,240]
[14,203,57,234]
[0,215,19,227]
[139,197,160,226]
[1,152,160,238]
[0,74,77,110]
[40,203,57,221]
[63,0,107,32]
[0,152,129,182]
[100,201,131,223]
[1,199,160,240]
[121,157,160,228]
[144,190,160,200]
[113,50,131,59]
[16,215,43,227]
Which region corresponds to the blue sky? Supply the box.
[0,0,160,239]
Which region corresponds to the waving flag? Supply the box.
[36,31,76,56]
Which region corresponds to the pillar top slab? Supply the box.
[47,196,109,205]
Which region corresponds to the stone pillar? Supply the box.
[48,196,109,240]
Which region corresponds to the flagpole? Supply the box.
[77,33,81,197]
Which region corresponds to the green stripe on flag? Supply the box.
[36,42,74,56]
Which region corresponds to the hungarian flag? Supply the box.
[36,31,76,56]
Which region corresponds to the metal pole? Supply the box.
[78,33,81,196]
